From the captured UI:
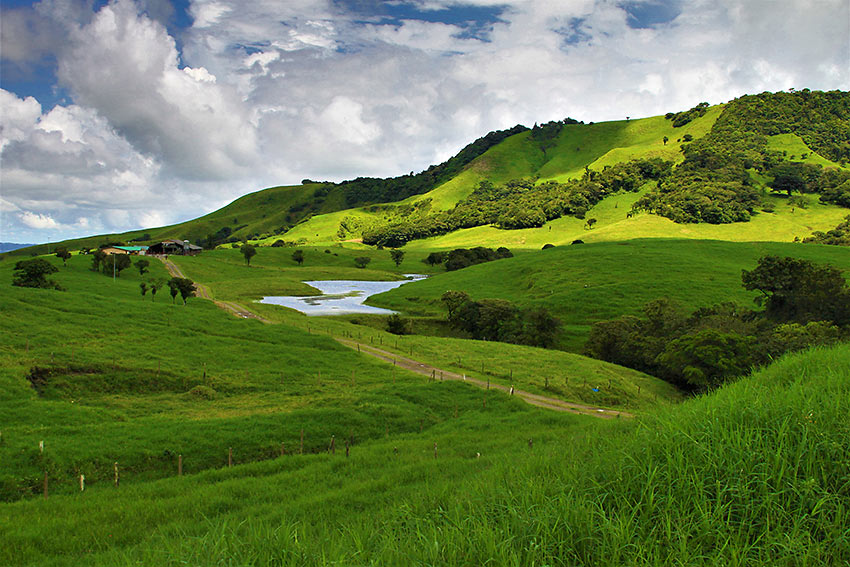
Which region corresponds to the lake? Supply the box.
[258,275,426,316]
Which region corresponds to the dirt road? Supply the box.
[158,257,271,323]
[157,256,630,419]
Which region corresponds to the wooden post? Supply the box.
[178,454,183,476]
[433,442,437,459]
[39,440,44,453]
[545,377,549,389]
[358,344,361,353]
[114,462,119,487]
[487,378,490,390]
[203,363,207,384]
[300,429,304,454]
[43,471,48,499]
[440,371,443,381]
[528,438,533,450]
[79,474,85,492]
[637,385,641,394]
[228,447,233,467]
[345,438,350,458]
[329,435,335,454]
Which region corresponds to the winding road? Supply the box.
[158,256,631,419]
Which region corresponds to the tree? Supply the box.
[769,162,806,195]
[12,258,61,290]
[135,258,150,276]
[55,248,71,266]
[140,282,148,298]
[292,249,304,266]
[656,329,753,389]
[521,308,561,348]
[167,277,196,305]
[91,249,106,272]
[386,314,410,335]
[441,290,470,320]
[241,243,257,266]
[354,256,371,269]
[149,279,163,302]
[390,249,405,267]
[423,251,446,266]
[663,136,669,145]
[585,218,597,230]
[742,255,850,325]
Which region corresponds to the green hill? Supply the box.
[8,90,846,258]
[373,239,850,350]
[3,332,847,565]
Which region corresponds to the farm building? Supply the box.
[103,246,149,255]
[147,240,203,256]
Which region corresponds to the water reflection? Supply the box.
[259,275,426,316]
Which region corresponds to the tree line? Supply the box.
[362,158,671,247]
[585,256,850,391]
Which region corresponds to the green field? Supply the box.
[374,239,850,350]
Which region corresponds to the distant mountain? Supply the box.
[0,242,37,253]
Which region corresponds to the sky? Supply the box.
[1,0,848,244]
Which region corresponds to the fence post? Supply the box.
[79,474,85,492]
[434,442,437,459]
[528,438,533,450]
[329,435,335,455]
[228,447,233,467]
[178,454,183,476]
[114,462,119,487]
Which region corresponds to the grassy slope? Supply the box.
[165,248,677,410]
[279,109,725,247]
[3,342,847,566]
[374,239,850,351]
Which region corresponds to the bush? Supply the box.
[354,257,371,269]
[185,385,216,400]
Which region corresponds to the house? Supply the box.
[101,245,149,255]
[147,239,203,256]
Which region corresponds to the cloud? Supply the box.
[19,211,61,230]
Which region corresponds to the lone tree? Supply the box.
[663,135,669,145]
[12,258,62,290]
[55,247,71,266]
[292,249,304,266]
[354,256,371,269]
[390,249,405,267]
[111,254,131,277]
[241,243,257,266]
[167,277,196,305]
[585,218,597,230]
[135,258,150,276]
[139,282,148,298]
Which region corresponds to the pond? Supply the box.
[258,275,426,316]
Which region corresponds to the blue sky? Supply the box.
[1,0,848,243]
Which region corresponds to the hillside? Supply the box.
[3,330,847,565]
[9,90,848,257]
[373,239,850,350]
